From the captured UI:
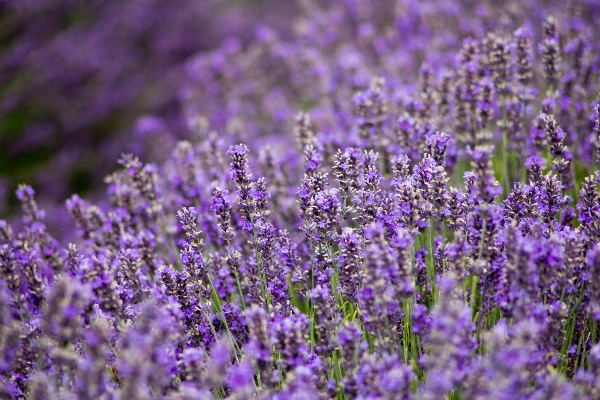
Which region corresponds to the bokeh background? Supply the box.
[1,0,598,241]
[0,0,298,216]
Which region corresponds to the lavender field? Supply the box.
[1,0,600,398]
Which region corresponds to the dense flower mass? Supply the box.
[2,0,600,398]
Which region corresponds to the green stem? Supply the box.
[225,238,247,311]
[500,100,510,198]
[208,274,242,363]
[470,275,479,318]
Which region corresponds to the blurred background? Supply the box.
[0,0,298,216]
[1,0,598,241]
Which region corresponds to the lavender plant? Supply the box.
[1,1,600,399]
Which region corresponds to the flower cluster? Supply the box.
[2,1,600,399]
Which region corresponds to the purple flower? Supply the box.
[588,245,600,320]
[539,16,561,90]
[210,186,233,243]
[269,313,311,373]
